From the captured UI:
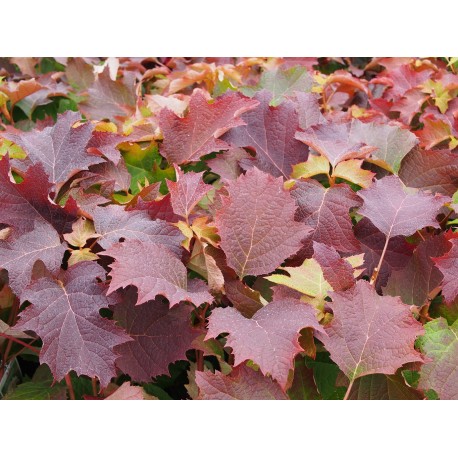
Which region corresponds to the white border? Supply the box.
[2,1,456,455]
[2,401,455,456]
[3,0,458,56]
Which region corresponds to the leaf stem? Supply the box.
[196,350,204,372]
[198,303,210,325]
[65,374,76,400]
[416,230,425,242]
[0,333,40,354]
[92,377,98,396]
[439,209,454,227]
[343,379,354,400]
[88,237,101,250]
[6,339,38,362]
[2,339,13,365]
[7,297,20,326]
[370,234,390,286]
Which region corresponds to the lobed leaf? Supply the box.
[206,299,323,390]
[216,168,308,278]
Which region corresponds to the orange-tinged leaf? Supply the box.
[332,159,375,188]
[416,114,453,149]
[159,89,258,164]
[291,154,330,180]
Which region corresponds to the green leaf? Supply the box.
[121,142,175,194]
[429,298,458,325]
[402,369,420,388]
[287,356,321,400]
[416,318,458,400]
[39,57,65,74]
[242,66,314,106]
[425,389,440,400]
[213,77,237,97]
[142,383,173,400]
[69,372,95,400]
[305,352,346,400]
[0,139,27,159]
[4,365,67,400]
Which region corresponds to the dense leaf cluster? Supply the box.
[0,57,457,400]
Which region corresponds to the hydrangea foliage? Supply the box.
[0,57,457,400]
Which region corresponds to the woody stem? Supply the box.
[370,234,390,286]
[65,374,75,400]
[343,379,355,400]
[0,334,40,354]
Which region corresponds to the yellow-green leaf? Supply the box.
[68,248,100,266]
[63,217,99,248]
[332,159,375,188]
[291,154,330,179]
[266,258,331,305]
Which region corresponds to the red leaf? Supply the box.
[196,365,287,400]
[321,281,424,382]
[223,90,308,178]
[215,168,308,278]
[129,193,180,223]
[292,180,362,254]
[399,148,458,196]
[104,240,213,307]
[87,131,123,165]
[93,205,183,253]
[271,285,302,302]
[312,242,355,291]
[433,238,458,303]
[357,175,448,238]
[159,89,258,164]
[82,160,131,193]
[0,221,65,299]
[295,121,376,167]
[0,157,78,234]
[65,57,95,90]
[14,262,131,387]
[354,218,414,288]
[224,279,264,318]
[104,382,146,400]
[113,288,201,381]
[206,148,252,183]
[295,92,325,130]
[2,111,102,187]
[416,114,453,150]
[373,64,433,98]
[206,300,322,390]
[391,89,429,125]
[166,166,213,219]
[79,67,136,122]
[384,234,452,306]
